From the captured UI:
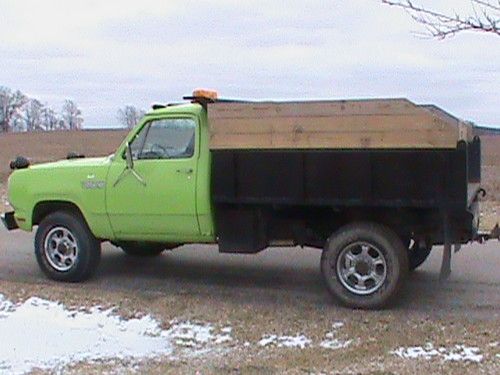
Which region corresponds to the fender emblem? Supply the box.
[82,181,106,189]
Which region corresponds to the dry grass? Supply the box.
[0,129,128,183]
[0,279,499,375]
[481,136,500,205]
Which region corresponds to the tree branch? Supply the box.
[382,0,500,39]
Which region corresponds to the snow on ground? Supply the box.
[320,332,352,350]
[0,190,8,210]
[392,343,484,363]
[258,322,351,350]
[0,294,233,375]
[319,322,351,350]
[331,321,344,329]
[0,294,354,374]
[258,334,312,349]
[167,321,233,349]
[6,292,492,373]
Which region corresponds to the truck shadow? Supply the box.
[98,245,325,296]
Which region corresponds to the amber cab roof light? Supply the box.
[183,89,220,105]
[192,89,218,100]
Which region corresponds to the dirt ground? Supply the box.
[0,238,499,374]
[0,282,499,375]
[0,129,128,183]
[0,130,499,374]
[0,129,127,214]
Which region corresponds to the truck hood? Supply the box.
[6,155,114,219]
[28,156,112,170]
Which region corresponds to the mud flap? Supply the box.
[1,211,18,231]
[439,243,452,282]
[439,212,452,282]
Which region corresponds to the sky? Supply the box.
[0,0,498,128]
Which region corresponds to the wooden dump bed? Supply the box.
[207,99,472,149]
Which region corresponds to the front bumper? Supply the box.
[1,211,18,231]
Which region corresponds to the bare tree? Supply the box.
[0,87,28,133]
[0,86,83,133]
[382,0,500,39]
[61,99,83,130]
[10,111,26,132]
[23,99,45,131]
[41,106,59,131]
[117,105,145,129]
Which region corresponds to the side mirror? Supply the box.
[125,142,134,169]
[114,141,146,187]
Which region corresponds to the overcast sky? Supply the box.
[0,0,498,128]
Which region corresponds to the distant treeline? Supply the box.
[0,86,84,133]
[1,85,146,133]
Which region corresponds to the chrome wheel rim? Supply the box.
[44,226,79,272]
[336,241,387,295]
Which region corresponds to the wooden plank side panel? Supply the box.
[209,99,421,119]
[209,114,449,134]
[208,99,460,149]
[210,129,456,149]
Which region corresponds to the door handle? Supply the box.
[176,168,193,174]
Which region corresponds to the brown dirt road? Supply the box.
[0,226,499,374]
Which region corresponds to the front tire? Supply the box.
[321,222,408,309]
[35,211,101,282]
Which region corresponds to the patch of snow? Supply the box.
[0,294,233,375]
[320,338,352,350]
[165,320,232,349]
[0,294,13,318]
[392,343,483,363]
[331,321,344,329]
[442,346,483,363]
[318,323,350,350]
[392,343,440,360]
[257,324,350,351]
[258,334,311,349]
[0,191,9,208]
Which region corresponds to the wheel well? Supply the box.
[32,201,85,226]
[307,207,438,243]
[254,205,438,248]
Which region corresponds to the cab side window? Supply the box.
[130,118,196,160]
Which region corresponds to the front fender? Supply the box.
[8,162,114,240]
[27,197,113,240]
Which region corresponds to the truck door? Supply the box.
[105,116,199,239]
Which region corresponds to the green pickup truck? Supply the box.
[2,91,494,309]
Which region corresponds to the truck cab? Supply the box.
[5,103,215,243]
[105,103,214,243]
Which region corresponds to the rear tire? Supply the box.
[35,211,101,282]
[321,222,408,309]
